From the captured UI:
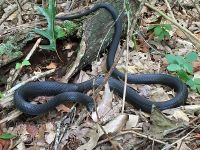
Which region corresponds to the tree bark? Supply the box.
[61,0,140,81]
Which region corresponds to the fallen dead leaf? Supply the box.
[77,115,128,150]
[176,140,191,150]
[46,62,57,69]
[92,82,113,122]
[172,110,190,122]
[56,104,71,113]
[45,123,56,144]
[192,62,200,72]
[125,115,139,129]
[26,124,39,139]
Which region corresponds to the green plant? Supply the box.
[0,133,16,140]
[166,52,200,93]
[15,60,31,70]
[33,0,79,51]
[148,24,172,41]
[33,0,57,50]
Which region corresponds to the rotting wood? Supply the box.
[61,0,140,81]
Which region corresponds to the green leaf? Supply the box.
[33,0,57,51]
[185,52,198,62]
[0,133,16,140]
[186,79,196,90]
[163,24,172,30]
[55,25,65,39]
[22,60,31,66]
[167,64,181,72]
[147,25,156,30]
[175,56,185,65]
[163,30,170,38]
[194,78,200,85]
[0,92,3,98]
[154,26,162,36]
[158,31,165,40]
[196,85,200,93]
[183,63,193,74]
[15,63,22,70]
[177,70,190,81]
[165,54,177,64]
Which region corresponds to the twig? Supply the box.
[7,38,42,90]
[96,130,169,147]
[54,106,76,150]
[5,68,55,96]
[145,3,200,48]
[0,110,22,124]
[193,0,200,15]
[0,0,28,26]
[162,124,200,150]
[14,0,23,25]
[163,0,176,21]
[121,0,130,114]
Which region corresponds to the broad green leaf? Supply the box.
[167,64,181,72]
[177,70,190,81]
[33,28,50,39]
[22,60,31,66]
[33,0,57,51]
[15,63,22,70]
[163,30,170,38]
[55,25,65,39]
[196,85,200,93]
[165,54,176,64]
[186,79,196,90]
[158,31,165,40]
[154,26,162,36]
[183,63,193,74]
[185,52,198,62]
[147,25,156,30]
[194,78,200,84]
[0,92,3,98]
[175,56,185,65]
[163,24,172,30]
[0,133,16,140]
[40,44,56,51]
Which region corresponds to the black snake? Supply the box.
[14,3,188,115]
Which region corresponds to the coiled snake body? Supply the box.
[14,3,188,115]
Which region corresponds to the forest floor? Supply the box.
[0,0,200,149]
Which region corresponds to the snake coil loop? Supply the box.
[14,3,188,115]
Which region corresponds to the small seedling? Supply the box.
[166,52,200,93]
[148,24,172,41]
[0,133,16,140]
[15,60,31,70]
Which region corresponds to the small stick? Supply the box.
[0,0,28,26]
[163,0,176,21]
[7,38,42,89]
[96,130,169,147]
[0,110,22,124]
[163,124,200,150]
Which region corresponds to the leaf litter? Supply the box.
[0,0,200,149]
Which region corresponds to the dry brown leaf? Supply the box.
[125,115,139,129]
[77,115,128,150]
[176,140,191,150]
[26,124,39,138]
[45,123,55,144]
[46,62,57,69]
[92,82,113,122]
[56,104,71,113]
[172,110,189,122]
[75,70,90,83]
[192,62,200,72]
